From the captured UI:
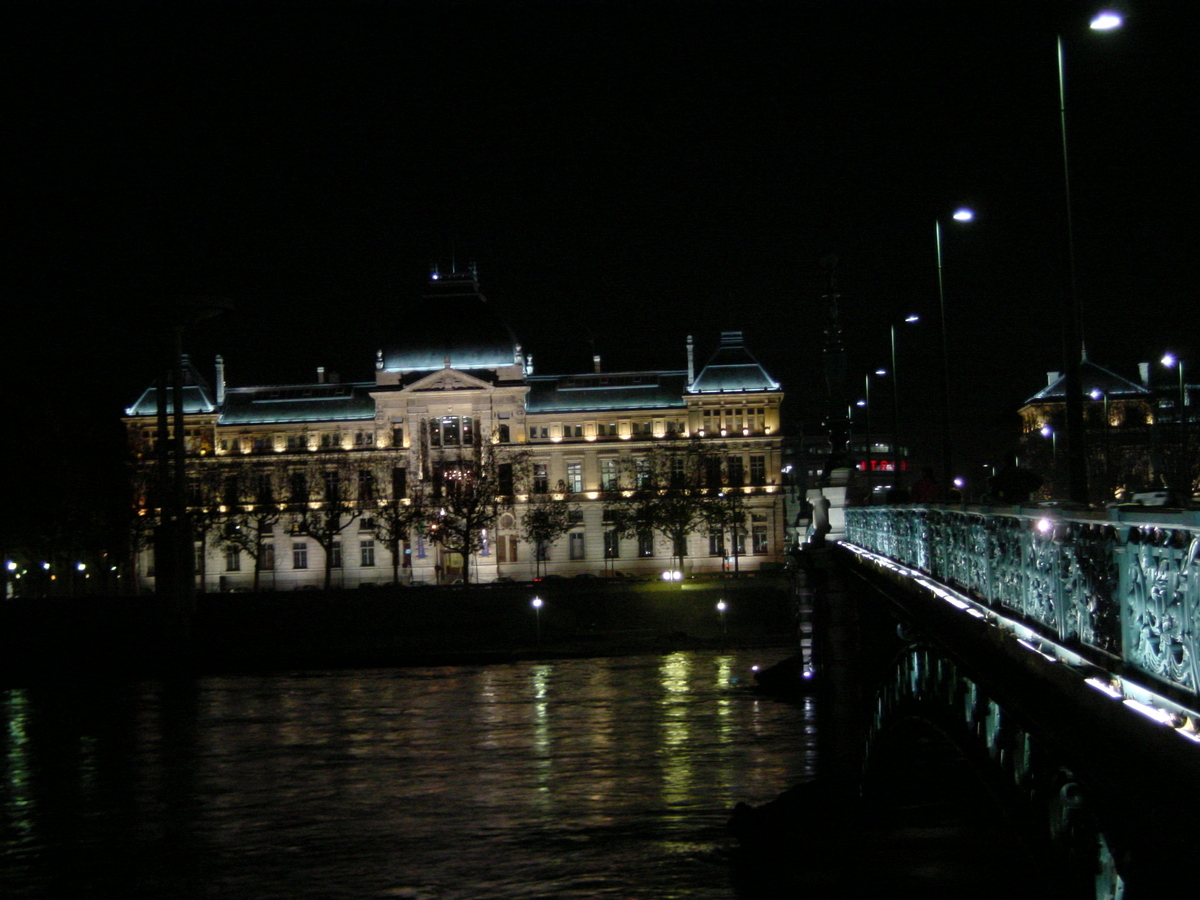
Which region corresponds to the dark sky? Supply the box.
[10,0,1197,482]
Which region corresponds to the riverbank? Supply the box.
[1,578,796,682]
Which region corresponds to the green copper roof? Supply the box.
[219,383,377,425]
[125,355,218,416]
[1024,360,1153,404]
[689,331,780,394]
[526,371,689,412]
[380,273,521,372]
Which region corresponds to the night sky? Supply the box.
[10,0,1197,489]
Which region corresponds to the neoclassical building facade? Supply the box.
[125,272,786,589]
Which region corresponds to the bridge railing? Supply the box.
[844,504,1200,702]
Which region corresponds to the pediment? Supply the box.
[404,367,493,393]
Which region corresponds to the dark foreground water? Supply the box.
[2,650,814,899]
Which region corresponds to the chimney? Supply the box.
[215,354,225,406]
[1047,371,1061,387]
[593,354,601,374]
[317,366,325,384]
[687,335,695,384]
[1139,362,1150,385]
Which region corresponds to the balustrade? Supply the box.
[844,505,1200,699]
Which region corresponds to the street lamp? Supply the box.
[890,314,920,490]
[1041,424,1058,467]
[1162,353,1188,497]
[716,599,727,635]
[936,208,974,493]
[863,369,887,502]
[531,596,543,645]
[1091,388,1111,494]
[1057,11,1123,504]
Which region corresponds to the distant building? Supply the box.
[1017,358,1196,503]
[124,271,787,589]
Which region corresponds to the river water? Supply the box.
[2,650,815,899]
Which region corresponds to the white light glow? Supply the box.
[952,208,974,222]
[1124,698,1175,726]
[531,596,543,609]
[1090,12,1123,31]
[1086,677,1123,699]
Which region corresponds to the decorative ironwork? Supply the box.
[845,506,1200,701]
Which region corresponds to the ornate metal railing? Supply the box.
[844,505,1200,701]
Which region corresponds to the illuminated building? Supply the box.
[1017,358,1196,502]
[124,271,786,589]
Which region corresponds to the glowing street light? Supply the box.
[936,208,975,492]
[716,599,727,635]
[1161,353,1188,496]
[890,314,920,487]
[1089,11,1123,31]
[1057,12,1123,504]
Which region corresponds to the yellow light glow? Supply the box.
[586,491,599,500]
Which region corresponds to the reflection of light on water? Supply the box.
[659,652,692,806]
[531,665,553,804]
[4,689,34,841]
[713,656,734,801]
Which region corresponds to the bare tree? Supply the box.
[288,452,365,590]
[427,432,528,586]
[520,485,577,579]
[605,435,715,575]
[370,453,430,585]
[186,462,228,592]
[220,463,283,592]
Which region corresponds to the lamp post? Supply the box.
[1091,388,1111,496]
[890,314,919,490]
[1162,353,1188,498]
[863,369,886,502]
[1057,11,1123,504]
[1041,425,1058,491]
[936,208,974,493]
[716,599,727,636]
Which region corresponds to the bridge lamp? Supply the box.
[891,315,921,482]
[936,207,975,493]
[1057,12,1123,503]
[1161,353,1188,491]
[1089,11,1123,31]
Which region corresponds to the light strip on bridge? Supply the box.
[842,541,1200,746]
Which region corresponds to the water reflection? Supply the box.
[2,650,813,899]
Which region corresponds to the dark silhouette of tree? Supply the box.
[605,435,715,575]
[288,453,365,590]
[370,453,430,585]
[520,485,577,579]
[427,433,528,586]
[219,463,283,592]
[703,484,749,574]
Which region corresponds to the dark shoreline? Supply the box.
[2,579,796,683]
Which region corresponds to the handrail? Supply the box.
[844,505,1200,704]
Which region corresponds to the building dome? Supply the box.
[379,270,520,373]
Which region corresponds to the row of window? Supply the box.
[216,528,770,572]
[220,540,377,571]
[531,455,770,493]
